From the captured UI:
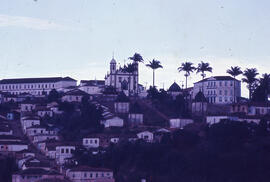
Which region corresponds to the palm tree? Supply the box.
[242,68,259,100]
[226,66,243,103]
[196,61,212,115]
[178,62,196,89]
[146,59,163,87]
[196,61,213,92]
[122,63,136,95]
[259,73,270,101]
[129,53,144,94]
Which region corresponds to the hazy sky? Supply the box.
[0,0,270,97]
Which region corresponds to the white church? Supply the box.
[105,57,139,95]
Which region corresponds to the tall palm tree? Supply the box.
[178,62,196,89]
[129,53,144,94]
[259,73,270,101]
[122,63,136,95]
[146,59,163,87]
[226,66,243,103]
[242,68,259,100]
[196,61,213,92]
[196,61,212,115]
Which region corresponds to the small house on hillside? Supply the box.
[114,92,130,113]
[61,89,90,103]
[192,91,208,114]
[128,102,143,125]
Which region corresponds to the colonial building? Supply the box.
[66,166,115,182]
[105,57,138,95]
[193,76,241,104]
[0,77,77,96]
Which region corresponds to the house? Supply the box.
[206,115,238,125]
[238,116,261,124]
[169,118,194,129]
[137,131,154,142]
[83,134,121,149]
[16,149,35,159]
[82,135,100,149]
[66,165,115,182]
[26,125,47,137]
[79,80,105,95]
[230,102,270,116]
[61,89,90,103]
[20,101,37,112]
[114,92,130,113]
[192,91,208,114]
[101,116,124,128]
[0,77,77,96]
[0,141,28,153]
[33,134,60,143]
[128,102,143,126]
[12,168,64,182]
[21,116,41,133]
[55,144,76,165]
[168,82,182,99]
[193,76,241,104]
[0,135,21,142]
[0,123,13,135]
[22,159,51,171]
[37,108,54,118]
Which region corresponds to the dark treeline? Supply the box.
[74,120,270,182]
[0,156,18,182]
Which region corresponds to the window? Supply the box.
[225,81,227,86]
[225,90,228,95]
[66,148,69,153]
[61,148,64,153]
[84,173,87,178]
[94,140,97,144]
[85,140,88,144]
[219,90,222,95]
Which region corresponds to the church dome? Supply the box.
[110,58,116,64]
[168,82,181,92]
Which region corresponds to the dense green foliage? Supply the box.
[147,87,189,117]
[47,98,104,141]
[74,120,270,182]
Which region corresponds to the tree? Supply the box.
[48,89,60,102]
[146,59,163,87]
[252,73,270,102]
[242,68,259,100]
[227,66,243,103]
[178,62,195,89]
[196,61,212,115]
[129,53,144,94]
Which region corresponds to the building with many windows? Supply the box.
[192,76,241,104]
[0,77,77,96]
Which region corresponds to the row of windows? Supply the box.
[60,148,74,154]
[207,97,234,103]
[206,81,239,87]
[84,139,98,144]
[72,172,111,178]
[207,90,234,96]
[0,83,55,90]
[10,90,50,96]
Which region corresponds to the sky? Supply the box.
[0,0,270,97]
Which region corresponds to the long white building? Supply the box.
[192,76,241,104]
[0,77,77,96]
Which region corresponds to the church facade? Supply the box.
[105,58,138,95]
